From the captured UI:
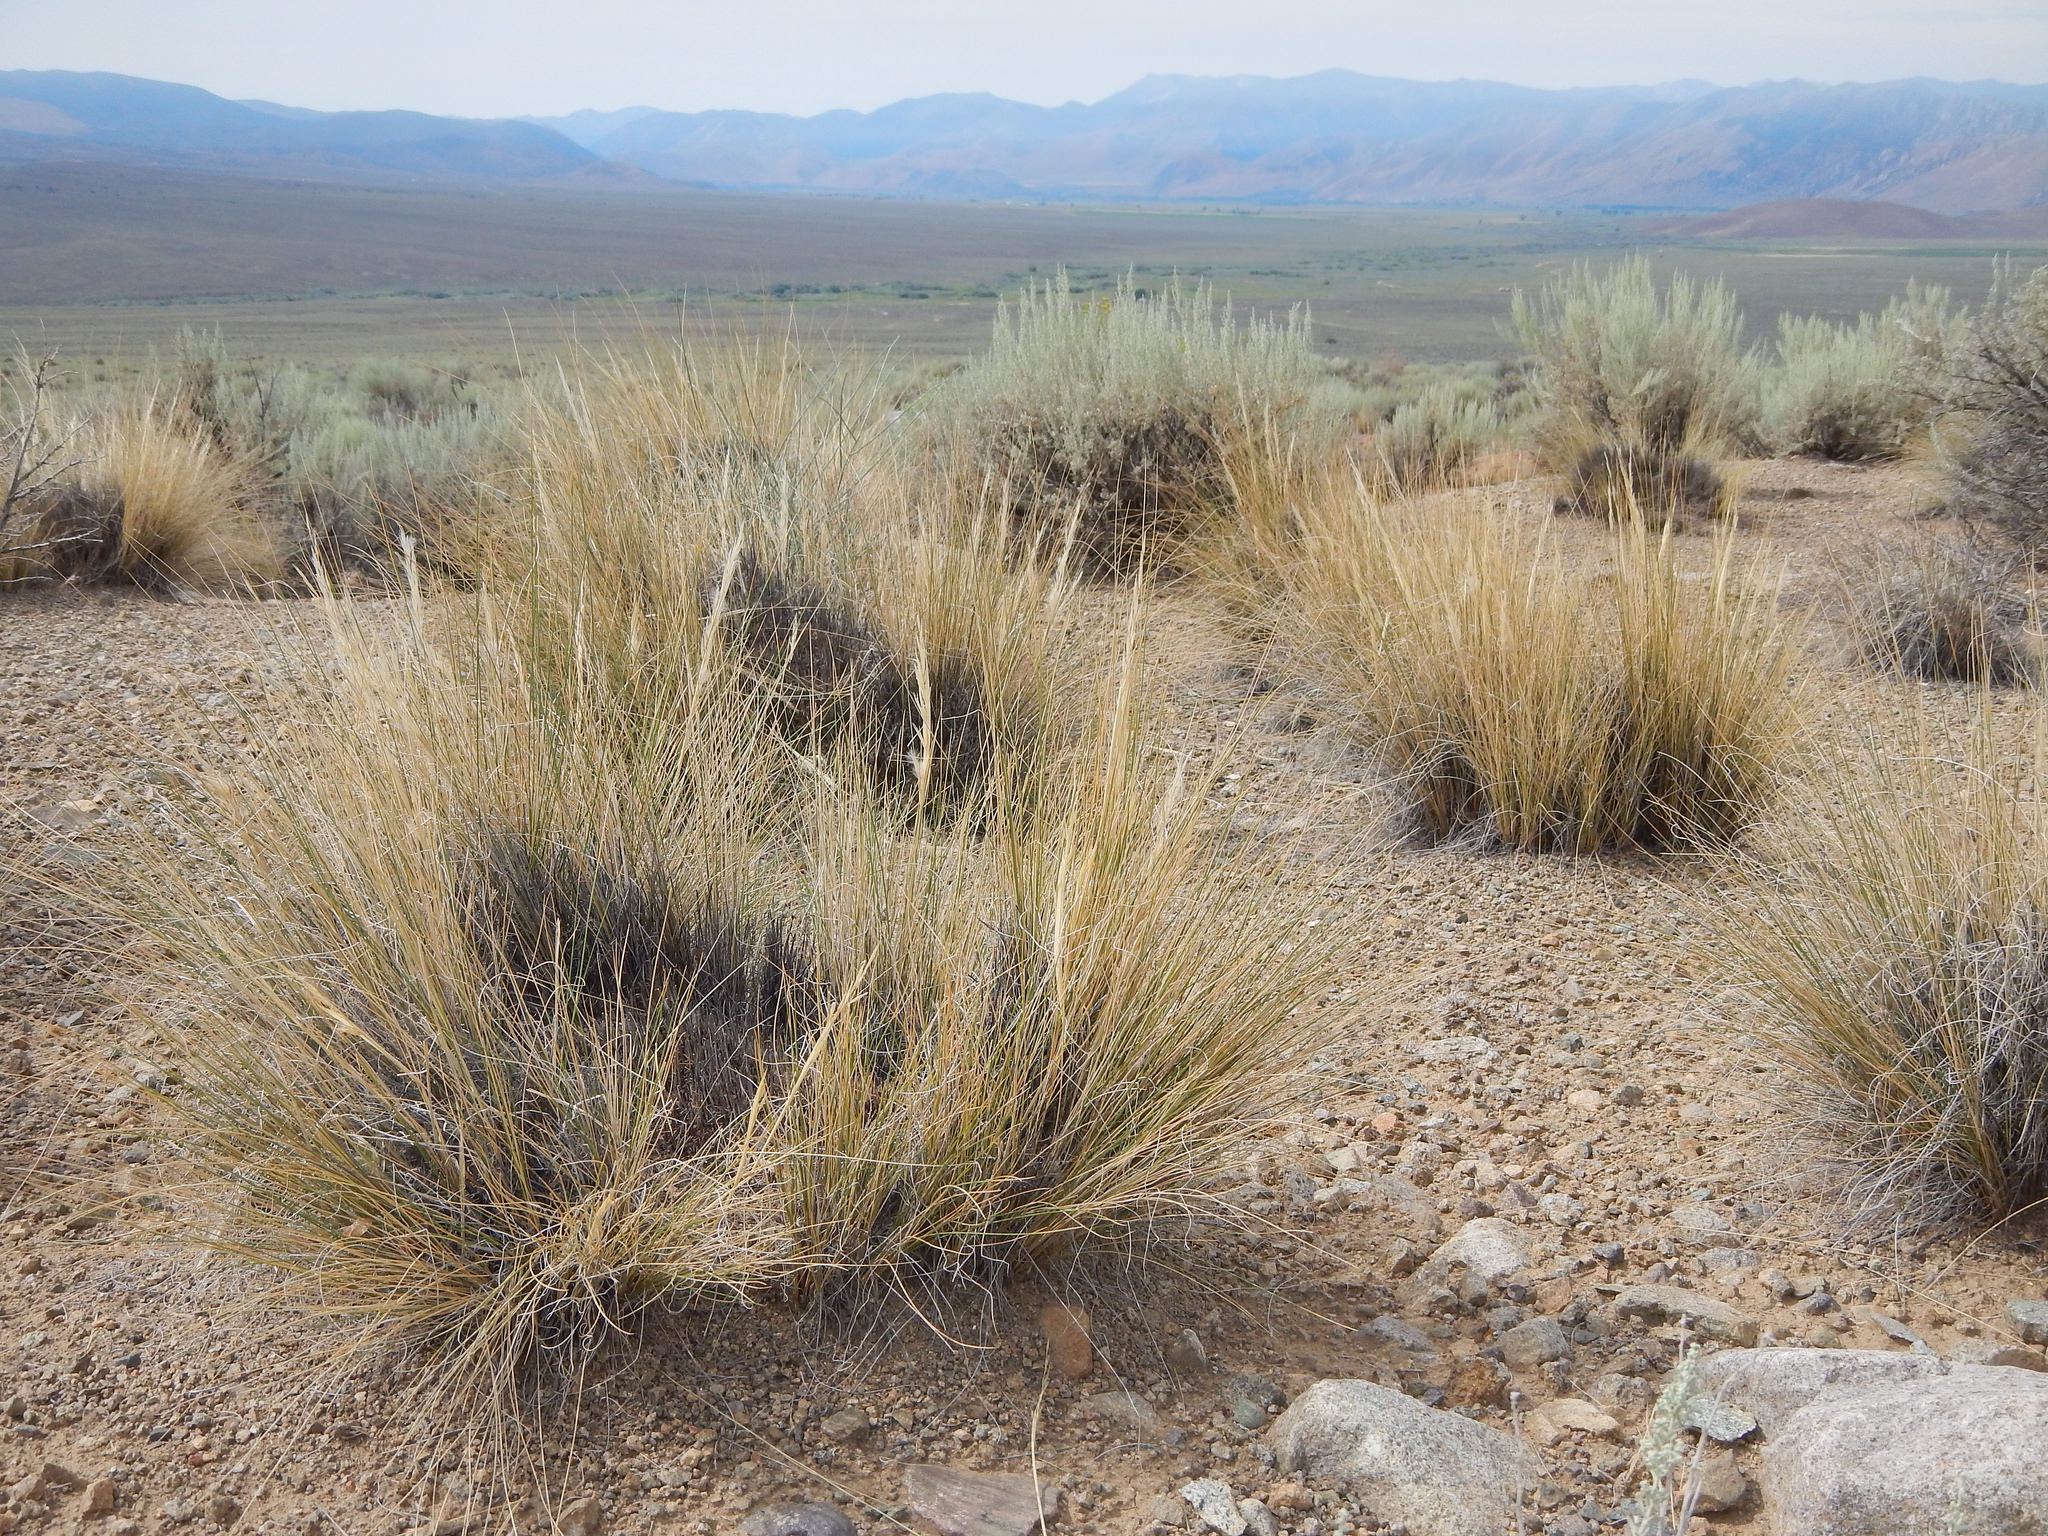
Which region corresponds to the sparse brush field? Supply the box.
[5,265,2048,1536]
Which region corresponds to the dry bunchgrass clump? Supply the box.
[63,342,1338,1428]
[926,271,1343,576]
[91,584,1331,1421]
[1515,256,1756,524]
[1557,442,1733,528]
[780,629,1331,1284]
[103,595,806,1418]
[476,338,1072,819]
[89,399,279,587]
[1275,491,1797,853]
[1194,403,1356,618]
[1730,726,2048,1231]
[1850,538,2036,684]
[3,395,279,589]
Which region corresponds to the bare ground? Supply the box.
[2,460,2044,1536]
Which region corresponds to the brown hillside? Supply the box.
[1662,197,2048,240]
[1662,198,1976,239]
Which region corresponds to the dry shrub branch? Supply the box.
[1937,260,2048,552]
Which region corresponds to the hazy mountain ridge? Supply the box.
[0,68,2044,211]
[540,72,2048,212]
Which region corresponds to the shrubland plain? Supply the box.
[5,164,2045,369]
[3,182,2048,1536]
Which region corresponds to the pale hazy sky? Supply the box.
[3,0,2044,118]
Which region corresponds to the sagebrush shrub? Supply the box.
[927,271,1342,574]
[1761,282,1961,462]
[0,350,79,584]
[175,334,509,569]
[1515,257,1757,519]
[1376,378,1508,490]
[1939,261,2048,551]
[7,481,123,584]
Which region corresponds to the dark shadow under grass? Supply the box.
[705,548,998,815]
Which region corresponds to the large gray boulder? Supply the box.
[1697,1348,2048,1533]
[1696,1348,1955,1437]
[1761,1370,2048,1535]
[1265,1380,1541,1536]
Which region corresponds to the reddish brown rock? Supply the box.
[1037,1302,1093,1380]
[1446,1356,1510,1409]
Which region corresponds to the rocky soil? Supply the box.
[3,461,2046,1536]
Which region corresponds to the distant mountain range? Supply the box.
[3,68,2046,213]
[534,74,2048,213]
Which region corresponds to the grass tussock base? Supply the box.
[704,547,998,812]
[1731,727,2048,1233]
[1555,442,1733,528]
[1275,495,1797,853]
[1849,537,2038,685]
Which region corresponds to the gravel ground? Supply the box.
[3,462,2044,1536]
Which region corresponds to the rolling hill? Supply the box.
[0,70,609,184]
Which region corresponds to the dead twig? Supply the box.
[0,345,86,561]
